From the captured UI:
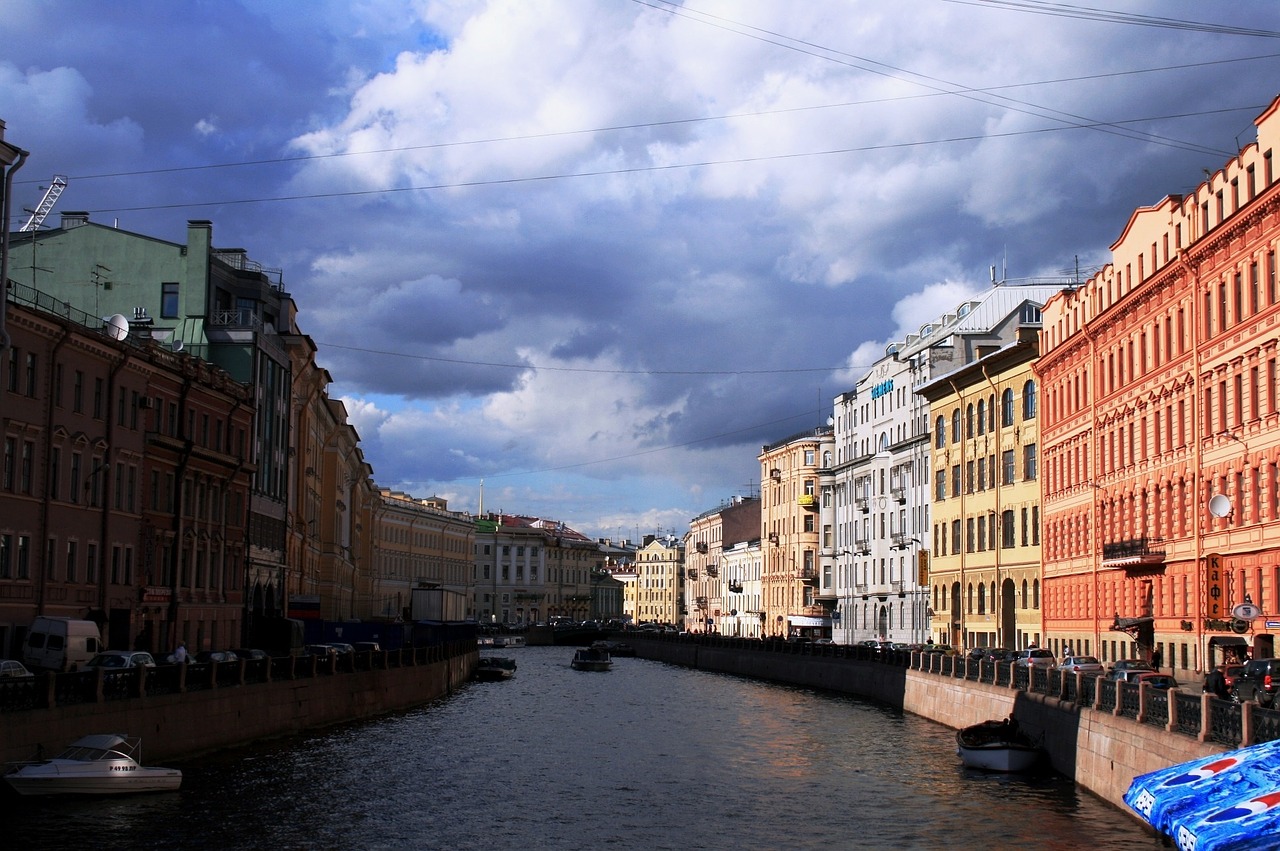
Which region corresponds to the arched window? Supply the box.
[977,582,986,614]
[1023,380,1037,420]
[966,404,975,438]
[935,415,945,448]
[988,394,996,432]
[1021,578,1029,608]
[952,409,961,442]
[1001,388,1015,427]
[977,399,987,435]
[1033,579,1041,609]
[967,582,974,613]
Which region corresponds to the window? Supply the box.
[161,282,180,318]
[951,410,961,443]
[1002,449,1015,485]
[1002,510,1015,548]
[977,399,986,435]
[1002,388,1014,427]
[935,415,945,449]
[1024,443,1038,480]
[935,469,946,501]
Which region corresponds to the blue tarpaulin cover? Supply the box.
[1124,738,1280,850]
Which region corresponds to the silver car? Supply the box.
[1013,648,1056,668]
[1057,655,1104,675]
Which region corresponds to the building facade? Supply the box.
[920,329,1044,651]
[760,428,833,639]
[1038,94,1280,676]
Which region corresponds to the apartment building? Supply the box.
[1037,93,1280,675]
[760,428,833,638]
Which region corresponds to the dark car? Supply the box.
[195,650,240,665]
[1132,672,1179,690]
[1232,657,1280,708]
[352,641,382,654]
[233,648,269,661]
[1107,659,1155,681]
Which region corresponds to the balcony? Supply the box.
[706,564,718,577]
[856,497,869,513]
[687,568,698,581]
[890,486,906,504]
[1102,537,1166,571]
[695,541,708,554]
[795,566,818,584]
[854,538,870,555]
[727,581,744,593]
[695,596,708,609]
[797,494,818,509]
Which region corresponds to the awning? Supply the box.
[1209,636,1249,646]
[788,615,830,627]
[1124,738,1280,850]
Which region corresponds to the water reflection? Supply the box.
[2,647,1162,850]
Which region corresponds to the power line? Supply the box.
[941,0,1280,38]
[319,341,865,376]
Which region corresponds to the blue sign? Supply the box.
[870,379,893,400]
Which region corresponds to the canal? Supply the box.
[3,647,1162,849]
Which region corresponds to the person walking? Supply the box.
[173,641,188,664]
[1203,665,1229,700]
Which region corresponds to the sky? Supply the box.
[3,1,1279,542]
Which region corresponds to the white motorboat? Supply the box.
[3,734,182,796]
[570,646,612,671]
[956,718,1041,772]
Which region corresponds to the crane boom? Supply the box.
[19,174,68,232]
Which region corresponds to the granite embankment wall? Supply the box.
[633,638,1222,812]
[0,649,477,764]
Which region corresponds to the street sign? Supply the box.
[1233,602,1263,620]
[1267,620,1280,630]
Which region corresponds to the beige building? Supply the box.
[920,327,1044,650]
[375,491,476,621]
[759,428,834,639]
[473,514,597,624]
[633,535,685,626]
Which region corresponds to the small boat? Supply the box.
[493,635,526,648]
[956,717,1041,772]
[570,646,612,671]
[3,734,182,796]
[475,657,517,681]
[592,639,634,657]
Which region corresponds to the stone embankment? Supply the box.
[627,634,1270,811]
[0,643,477,764]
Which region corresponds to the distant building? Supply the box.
[759,428,833,638]
[685,496,759,634]
[376,490,476,622]
[473,514,596,624]
[632,534,685,626]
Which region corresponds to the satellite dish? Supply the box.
[171,339,184,352]
[1208,493,1233,518]
[104,314,129,341]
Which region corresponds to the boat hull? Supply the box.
[956,744,1040,773]
[570,660,612,671]
[4,764,182,796]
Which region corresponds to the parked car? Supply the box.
[1132,672,1180,690]
[305,644,337,659]
[233,648,269,661]
[1232,657,1280,708]
[194,650,240,664]
[83,651,156,670]
[326,642,355,655]
[352,642,382,654]
[1108,659,1155,678]
[1057,655,1104,676]
[1013,648,1056,668]
[0,659,34,678]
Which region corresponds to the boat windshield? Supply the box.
[56,745,129,761]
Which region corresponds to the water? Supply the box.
[3,647,1163,850]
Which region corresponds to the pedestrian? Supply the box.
[173,641,188,664]
[1203,665,1229,700]
[1151,646,1163,672]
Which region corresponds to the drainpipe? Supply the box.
[0,129,29,351]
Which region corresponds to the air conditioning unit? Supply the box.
[136,397,153,409]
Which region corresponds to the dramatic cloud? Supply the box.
[4,0,1278,538]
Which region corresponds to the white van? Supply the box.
[23,617,103,672]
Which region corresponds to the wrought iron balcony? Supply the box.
[797,494,818,508]
[727,581,744,593]
[1102,537,1166,568]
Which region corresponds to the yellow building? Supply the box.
[759,427,834,639]
[920,328,1044,650]
[375,491,476,621]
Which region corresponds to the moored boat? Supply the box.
[475,657,517,681]
[592,639,634,657]
[956,717,1041,772]
[570,646,612,671]
[3,734,182,796]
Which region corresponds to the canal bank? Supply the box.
[0,644,477,764]
[629,635,1227,814]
